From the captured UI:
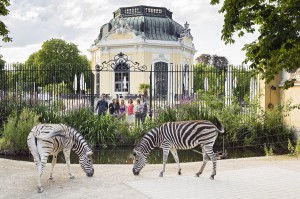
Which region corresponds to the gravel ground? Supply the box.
[0,156,299,199]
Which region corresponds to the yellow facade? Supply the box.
[280,86,300,128]
[89,31,196,98]
[259,71,300,129]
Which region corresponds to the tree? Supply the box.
[196,54,212,65]
[212,55,228,71]
[0,0,12,42]
[138,83,150,97]
[211,0,300,88]
[196,54,228,71]
[25,39,90,88]
[0,54,5,69]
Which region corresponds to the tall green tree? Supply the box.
[211,0,300,88]
[25,39,90,88]
[0,0,12,42]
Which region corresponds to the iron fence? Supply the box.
[0,63,258,128]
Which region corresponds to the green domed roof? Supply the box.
[95,6,185,43]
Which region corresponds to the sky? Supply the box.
[1,0,258,65]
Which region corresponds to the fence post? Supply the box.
[149,65,152,119]
[90,72,95,111]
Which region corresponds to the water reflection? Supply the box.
[0,147,268,164]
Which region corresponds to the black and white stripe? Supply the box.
[27,123,94,193]
[133,118,224,179]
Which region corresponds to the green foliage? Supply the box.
[0,108,39,151]
[211,0,300,88]
[138,83,150,97]
[0,95,25,129]
[0,0,12,42]
[263,143,274,156]
[155,106,177,123]
[193,64,251,102]
[24,38,91,88]
[177,101,211,121]
[31,104,62,123]
[0,90,296,153]
[288,139,300,156]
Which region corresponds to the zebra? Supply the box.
[132,118,224,179]
[27,123,94,193]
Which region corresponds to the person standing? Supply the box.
[134,98,143,125]
[118,99,127,120]
[127,98,134,124]
[115,98,120,115]
[109,98,117,117]
[141,94,148,123]
[95,94,108,116]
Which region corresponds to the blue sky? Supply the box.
[1,0,258,65]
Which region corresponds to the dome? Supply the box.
[95,6,185,43]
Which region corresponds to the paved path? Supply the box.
[0,156,300,199]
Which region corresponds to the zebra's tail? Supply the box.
[214,117,224,134]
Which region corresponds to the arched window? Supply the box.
[154,62,168,97]
[114,63,129,93]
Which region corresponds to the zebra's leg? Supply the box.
[63,149,74,179]
[170,148,182,175]
[49,154,58,180]
[204,146,217,180]
[37,155,48,193]
[32,155,43,193]
[195,150,209,177]
[159,148,170,177]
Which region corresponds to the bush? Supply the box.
[288,138,300,156]
[0,108,40,151]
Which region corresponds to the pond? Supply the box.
[0,146,269,164]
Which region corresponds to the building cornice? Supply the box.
[94,40,196,53]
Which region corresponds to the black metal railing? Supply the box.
[0,63,257,128]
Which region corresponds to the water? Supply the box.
[0,147,267,164]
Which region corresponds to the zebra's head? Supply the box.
[79,150,94,177]
[132,149,147,175]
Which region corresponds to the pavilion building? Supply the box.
[88,5,196,98]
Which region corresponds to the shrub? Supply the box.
[263,143,274,156]
[288,138,300,156]
[0,108,40,151]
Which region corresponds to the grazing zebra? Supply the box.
[132,118,224,179]
[27,123,94,193]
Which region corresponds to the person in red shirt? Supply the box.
[127,98,134,124]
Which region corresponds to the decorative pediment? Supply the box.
[104,17,137,40]
[153,53,169,63]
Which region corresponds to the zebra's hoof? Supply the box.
[209,175,214,180]
[38,187,43,193]
[178,171,181,175]
[159,173,163,177]
[49,176,53,180]
[70,175,75,179]
[195,173,200,177]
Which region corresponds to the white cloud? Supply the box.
[1,0,257,65]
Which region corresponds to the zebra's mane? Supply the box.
[70,127,91,154]
[135,128,159,153]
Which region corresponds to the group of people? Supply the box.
[95,94,148,125]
